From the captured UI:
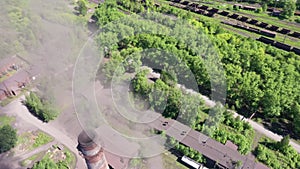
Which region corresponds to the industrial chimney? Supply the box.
[78,130,109,169]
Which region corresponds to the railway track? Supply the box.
[166,0,300,55]
[170,0,300,39]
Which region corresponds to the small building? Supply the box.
[0,55,35,101]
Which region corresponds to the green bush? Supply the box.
[77,0,88,16]
[256,8,263,13]
[168,136,205,164]
[295,17,300,23]
[256,138,300,169]
[33,132,53,148]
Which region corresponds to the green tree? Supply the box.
[262,3,268,12]
[281,0,297,19]
[277,135,290,153]
[293,103,300,134]
[149,79,169,113]
[131,69,152,96]
[94,1,125,25]
[39,103,59,122]
[0,125,17,153]
[32,157,58,169]
[202,103,225,137]
[235,160,243,169]
[77,0,88,16]
[25,92,59,122]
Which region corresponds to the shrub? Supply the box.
[295,17,300,23]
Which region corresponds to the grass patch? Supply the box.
[20,151,45,167]
[31,146,77,169]
[16,130,53,153]
[0,115,15,127]
[17,132,31,146]
[63,148,76,169]
[128,158,147,169]
[33,132,53,148]
[162,152,188,169]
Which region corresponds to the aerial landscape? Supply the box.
[0,0,300,169]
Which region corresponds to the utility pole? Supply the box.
[283,35,287,43]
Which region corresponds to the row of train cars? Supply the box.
[167,0,300,55]
[233,4,300,17]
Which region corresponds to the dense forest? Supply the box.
[88,0,300,168]
[94,0,300,137]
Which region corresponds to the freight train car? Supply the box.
[260,29,276,38]
[258,36,275,44]
[290,32,300,38]
[292,47,300,55]
[274,42,292,51]
[278,28,291,34]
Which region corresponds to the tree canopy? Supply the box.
[0,125,17,153]
[77,0,88,16]
[281,0,297,18]
[25,92,59,122]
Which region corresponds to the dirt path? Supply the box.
[147,155,164,169]
[12,140,57,162]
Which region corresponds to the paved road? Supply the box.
[0,96,87,169]
[177,84,300,153]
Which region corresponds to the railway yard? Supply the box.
[165,0,300,55]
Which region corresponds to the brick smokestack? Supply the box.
[78,130,109,169]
